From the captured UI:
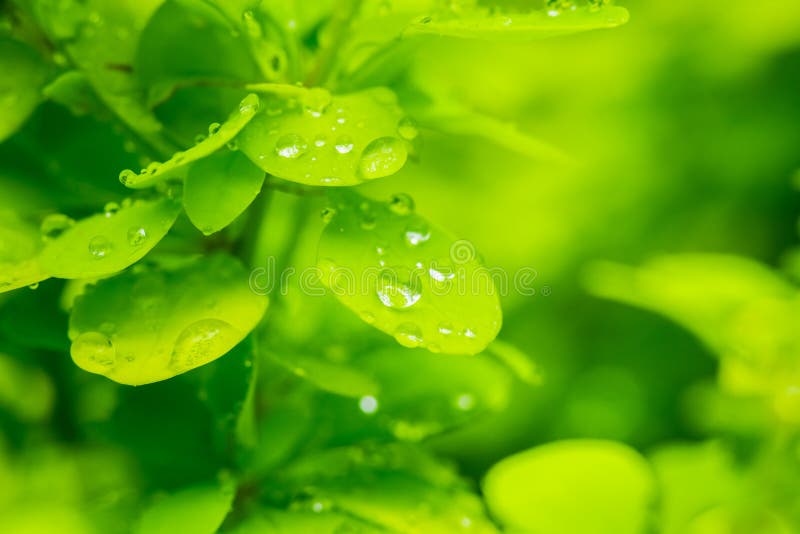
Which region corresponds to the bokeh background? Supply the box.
[2,0,800,532]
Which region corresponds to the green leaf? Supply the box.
[406,5,630,41]
[483,439,656,534]
[68,253,268,385]
[134,0,266,107]
[43,70,105,117]
[228,509,382,534]
[317,192,502,354]
[183,150,265,235]
[487,339,542,385]
[238,87,409,186]
[0,37,49,142]
[39,196,182,279]
[0,211,48,292]
[265,349,379,398]
[120,94,261,189]
[271,444,500,533]
[136,481,235,534]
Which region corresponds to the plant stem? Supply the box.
[305,0,363,87]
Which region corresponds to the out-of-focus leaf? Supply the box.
[238,87,409,185]
[136,481,235,534]
[184,150,264,235]
[43,70,105,117]
[39,196,182,279]
[483,439,655,534]
[487,339,541,385]
[0,352,54,422]
[406,5,630,41]
[68,254,268,385]
[317,191,502,354]
[269,443,499,533]
[0,211,48,292]
[265,349,379,398]
[120,94,260,188]
[0,37,49,142]
[134,0,265,107]
[227,509,382,534]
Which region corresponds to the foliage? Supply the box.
[1,0,800,532]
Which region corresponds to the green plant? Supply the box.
[0,1,672,532]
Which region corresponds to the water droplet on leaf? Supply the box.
[275,133,308,159]
[359,137,407,180]
[397,117,419,140]
[376,268,422,309]
[388,193,414,215]
[88,236,111,258]
[404,221,431,246]
[127,227,147,246]
[71,331,116,373]
[394,322,423,347]
[40,213,75,241]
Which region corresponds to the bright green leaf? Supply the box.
[406,5,630,41]
[317,191,502,354]
[184,150,265,235]
[121,94,260,189]
[39,196,182,279]
[0,38,49,142]
[136,481,235,534]
[238,88,409,186]
[68,254,268,385]
[483,439,656,534]
[0,211,48,292]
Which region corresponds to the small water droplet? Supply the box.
[360,311,376,323]
[461,327,477,339]
[388,193,414,215]
[376,268,421,309]
[314,135,327,147]
[194,133,207,145]
[226,139,239,151]
[103,202,120,217]
[397,117,419,140]
[394,323,423,348]
[127,227,147,246]
[88,236,111,258]
[438,322,454,335]
[404,221,430,246]
[239,93,260,114]
[359,137,407,180]
[28,282,39,290]
[118,169,134,185]
[302,87,332,117]
[275,133,308,159]
[40,213,75,241]
[359,395,379,414]
[334,136,354,154]
[208,122,221,136]
[71,331,116,373]
[320,207,337,223]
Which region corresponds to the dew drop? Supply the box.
[88,236,111,258]
[71,332,116,373]
[118,169,134,185]
[360,311,376,324]
[376,268,421,309]
[334,136,354,154]
[238,93,260,114]
[208,122,221,136]
[388,193,414,215]
[103,202,120,217]
[314,135,327,147]
[127,227,147,246]
[302,87,332,116]
[194,134,206,145]
[226,139,239,151]
[359,137,408,180]
[28,282,39,290]
[40,213,75,241]
[275,133,308,159]
[359,395,379,414]
[438,322,454,335]
[170,319,238,372]
[394,323,423,348]
[320,207,337,223]
[404,221,431,246]
[397,117,419,140]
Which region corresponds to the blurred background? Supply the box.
[2,0,800,532]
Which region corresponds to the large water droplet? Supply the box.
[40,213,75,241]
[170,319,238,372]
[88,236,111,258]
[275,134,308,159]
[359,137,407,180]
[394,323,423,348]
[397,117,419,141]
[376,268,421,309]
[71,331,116,373]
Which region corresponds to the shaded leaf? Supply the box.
[184,150,265,235]
[136,481,235,534]
[68,254,268,385]
[0,37,49,142]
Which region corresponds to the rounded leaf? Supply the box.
[238,88,409,186]
[68,254,268,385]
[483,439,656,534]
[317,192,502,354]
